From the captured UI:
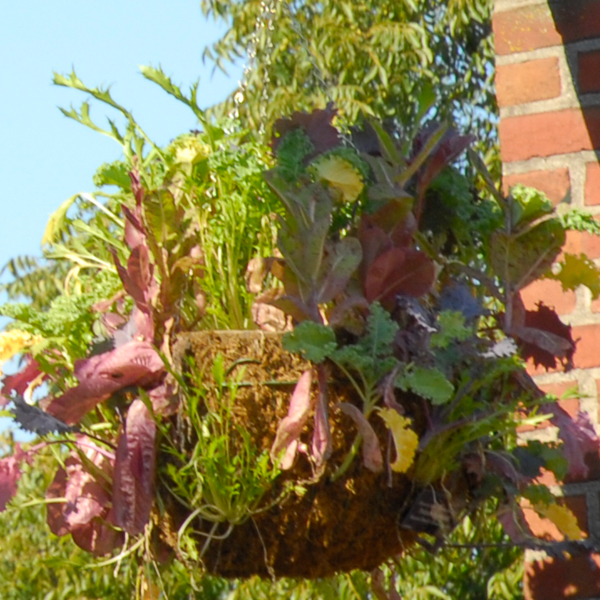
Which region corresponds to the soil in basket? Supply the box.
[163,330,426,579]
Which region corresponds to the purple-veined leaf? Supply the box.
[71,517,124,556]
[45,340,165,424]
[110,399,157,536]
[336,403,383,472]
[271,103,341,159]
[365,247,435,307]
[549,406,598,480]
[312,366,332,467]
[497,503,532,543]
[46,438,113,538]
[0,445,26,512]
[316,238,362,304]
[271,370,314,469]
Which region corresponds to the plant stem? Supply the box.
[330,434,362,483]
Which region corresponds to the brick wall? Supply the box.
[493,1,600,598]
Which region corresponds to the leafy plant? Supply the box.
[164,353,281,563]
[0,91,599,596]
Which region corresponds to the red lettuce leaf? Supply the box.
[0,357,45,406]
[271,370,314,469]
[71,517,124,556]
[336,403,383,472]
[0,445,26,511]
[110,399,157,536]
[365,247,435,307]
[271,103,341,158]
[548,405,598,480]
[44,341,165,424]
[46,436,115,555]
[312,366,332,468]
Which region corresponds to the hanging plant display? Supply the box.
[1,80,600,582]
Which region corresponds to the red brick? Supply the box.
[520,279,576,316]
[495,2,600,57]
[585,162,600,206]
[571,323,600,369]
[565,494,590,537]
[552,1,600,45]
[579,50,600,94]
[525,554,600,600]
[590,290,600,313]
[499,108,600,163]
[563,223,600,259]
[493,6,561,56]
[504,168,571,206]
[496,58,561,107]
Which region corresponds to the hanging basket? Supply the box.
[157,330,470,579]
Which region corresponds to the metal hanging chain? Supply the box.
[233,0,355,147]
[230,0,277,133]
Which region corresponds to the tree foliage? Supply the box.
[201,0,496,155]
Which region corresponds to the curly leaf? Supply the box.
[312,155,364,202]
[378,408,419,473]
[430,310,472,349]
[283,322,337,363]
[398,366,454,405]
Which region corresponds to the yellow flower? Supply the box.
[173,138,211,164]
[0,330,42,375]
[313,155,364,202]
[534,502,585,540]
[378,408,419,473]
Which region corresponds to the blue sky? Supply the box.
[0,0,241,275]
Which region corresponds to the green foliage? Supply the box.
[0,270,123,369]
[331,302,400,396]
[430,310,472,349]
[397,366,455,405]
[164,355,281,563]
[200,0,497,156]
[0,439,138,600]
[283,321,337,363]
[547,253,600,299]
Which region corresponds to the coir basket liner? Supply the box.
[157,330,457,579]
